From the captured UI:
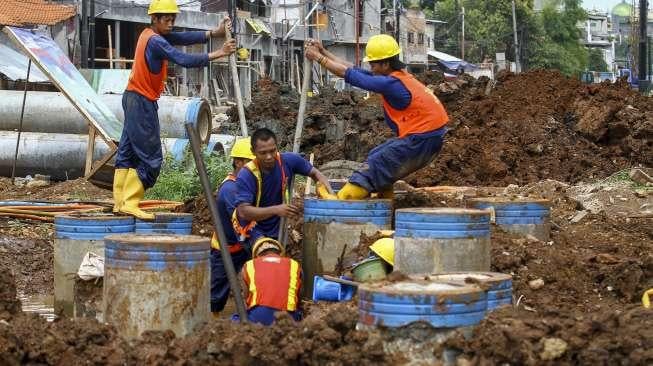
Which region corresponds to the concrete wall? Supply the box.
[401,8,427,65]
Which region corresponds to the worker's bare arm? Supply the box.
[304,44,348,77]
[208,39,237,60]
[308,168,335,195]
[307,39,354,68]
[237,203,300,221]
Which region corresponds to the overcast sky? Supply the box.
[583,0,623,12]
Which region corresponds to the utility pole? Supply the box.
[81,0,88,68]
[394,0,400,43]
[355,0,360,66]
[90,0,96,68]
[511,0,521,73]
[461,7,465,59]
[638,0,649,92]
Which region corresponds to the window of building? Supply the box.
[407,32,414,44]
[418,33,424,45]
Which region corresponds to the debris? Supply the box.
[629,168,653,185]
[528,278,545,290]
[539,337,568,360]
[570,210,589,223]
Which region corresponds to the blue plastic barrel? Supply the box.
[358,278,487,328]
[103,234,210,339]
[135,213,193,235]
[303,198,392,299]
[312,275,356,302]
[53,214,134,316]
[468,198,551,241]
[428,272,513,311]
[394,208,491,274]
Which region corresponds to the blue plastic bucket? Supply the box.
[312,275,356,302]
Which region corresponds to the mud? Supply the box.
[0,268,20,321]
[0,235,53,296]
[448,305,653,365]
[0,177,111,201]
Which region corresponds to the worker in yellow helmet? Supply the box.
[113,0,237,219]
[209,138,256,316]
[306,35,449,200]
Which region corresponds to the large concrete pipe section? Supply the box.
[302,198,392,299]
[394,208,491,274]
[54,214,135,317]
[467,197,552,241]
[0,131,231,180]
[0,91,212,143]
[103,234,210,339]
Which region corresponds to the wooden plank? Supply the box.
[211,78,222,106]
[85,148,117,180]
[85,127,97,176]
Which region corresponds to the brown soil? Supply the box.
[448,305,653,365]
[229,71,652,187]
[0,177,111,202]
[0,268,20,321]
[0,235,53,296]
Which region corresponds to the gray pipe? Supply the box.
[0,131,233,181]
[0,91,213,143]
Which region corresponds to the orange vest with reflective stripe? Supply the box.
[211,173,243,252]
[243,254,301,311]
[126,28,167,101]
[382,70,449,138]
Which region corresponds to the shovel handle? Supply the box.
[322,275,360,287]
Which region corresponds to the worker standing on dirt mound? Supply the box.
[112,0,237,219]
[305,35,449,200]
[240,238,302,325]
[234,128,334,248]
[209,138,255,317]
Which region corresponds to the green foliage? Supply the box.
[145,152,232,202]
[587,48,609,72]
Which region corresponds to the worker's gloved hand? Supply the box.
[274,204,301,218]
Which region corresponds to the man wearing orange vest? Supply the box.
[305,35,449,200]
[210,137,255,316]
[241,237,302,325]
[113,0,237,219]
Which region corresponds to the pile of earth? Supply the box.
[0,236,53,295]
[227,70,651,187]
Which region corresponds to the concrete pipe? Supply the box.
[0,131,231,180]
[0,91,213,143]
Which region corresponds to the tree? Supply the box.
[587,48,609,71]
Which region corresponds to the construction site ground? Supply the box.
[0,70,652,365]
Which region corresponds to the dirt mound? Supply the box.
[0,268,20,321]
[0,236,53,296]
[448,305,653,365]
[0,177,111,201]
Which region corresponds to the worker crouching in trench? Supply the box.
[306,35,449,201]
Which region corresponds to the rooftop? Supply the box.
[0,0,76,27]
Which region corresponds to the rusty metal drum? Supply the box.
[135,213,193,235]
[302,198,392,299]
[54,214,134,317]
[427,272,513,311]
[394,208,491,275]
[103,234,210,339]
[467,197,552,241]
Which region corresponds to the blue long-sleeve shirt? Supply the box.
[145,31,209,74]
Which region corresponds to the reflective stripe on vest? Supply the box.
[211,173,243,252]
[233,153,289,240]
[126,28,167,101]
[243,255,301,311]
[382,70,449,138]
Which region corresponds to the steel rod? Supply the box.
[185,123,248,322]
[11,59,31,182]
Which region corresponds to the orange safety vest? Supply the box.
[231,153,290,241]
[382,70,449,138]
[242,254,301,311]
[211,173,243,253]
[126,28,167,101]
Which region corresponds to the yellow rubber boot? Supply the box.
[112,168,128,213]
[337,182,369,200]
[377,187,394,200]
[317,183,337,200]
[119,169,155,220]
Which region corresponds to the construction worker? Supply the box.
[234,128,334,247]
[112,0,237,219]
[209,137,255,316]
[305,35,449,200]
[242,237,302,325]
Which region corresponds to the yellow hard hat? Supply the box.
[369,237,394,266]
[237,48,250,61]
[252,237,285,257]
[364,34,401,62]
[148,0,180,15]
[230,137,255,160]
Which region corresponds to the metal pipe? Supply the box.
[283,2,321,41]
[184,123,248,322]
[0,131,231,180]
[11,59,30,182]
[0,91,213,143]
[638,0,649,92]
